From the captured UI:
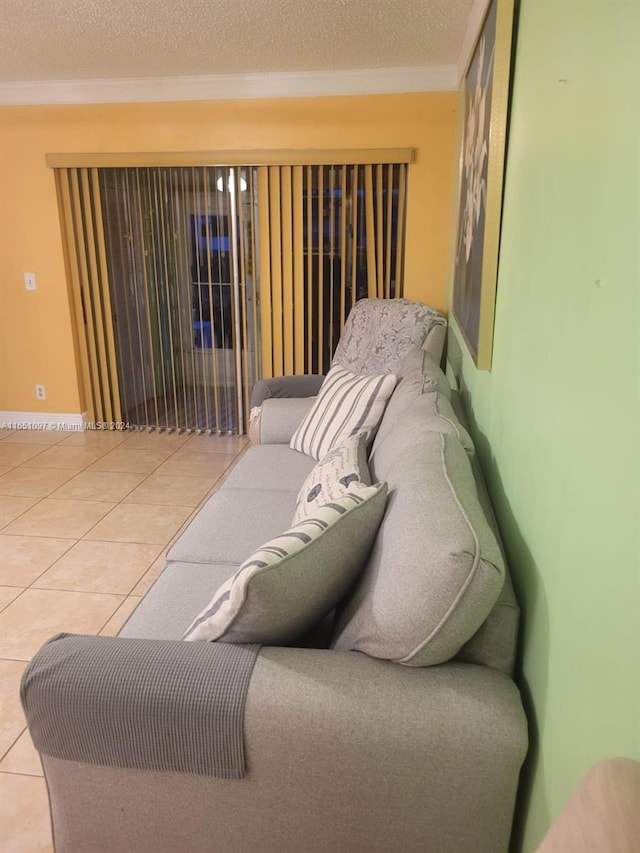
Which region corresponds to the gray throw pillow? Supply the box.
[184,483,388,645]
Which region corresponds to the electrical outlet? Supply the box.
[35,384,46,400]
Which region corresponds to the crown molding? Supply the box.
[0,65,458,106]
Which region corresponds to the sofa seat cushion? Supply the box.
[222,445,316,491]
[290,363,397,460]
[331,432,505,667]
[118,561,240,640]
[293,432,371,523]
[184,484,388,645]
[167,489,297,566]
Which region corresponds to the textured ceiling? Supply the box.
[0,0,475,83]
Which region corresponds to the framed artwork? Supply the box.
[452,0,516,369]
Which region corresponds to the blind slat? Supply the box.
[248,169,262,390]
[237,169,251,425]
[317,166,324,372]
[305,166,314,373]
[339,165,348,329]
[280,166,294,375]
[268,166,284,376]
[183,168,200,430]
[292,166,305,374]
[56,170,96,423]
[395,163,407,299]
[364,165,377,299]
[384,164,394,300]
[350,165,359,309]
[69,169,104,421]
[89,169,123,424]
[257,166,273,379]
[157,169,180,431]
[79,168,114,425]
[376,164,384,299]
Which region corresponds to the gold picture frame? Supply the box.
[452,0,516,369]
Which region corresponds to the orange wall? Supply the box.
[0,93,457,414]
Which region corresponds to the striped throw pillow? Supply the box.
[289,363,397,460]
[184,483,387,644]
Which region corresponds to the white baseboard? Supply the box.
[0,411,86,430]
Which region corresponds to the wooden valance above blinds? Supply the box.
[45,149,415,169]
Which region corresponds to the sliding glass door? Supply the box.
[98,166,259,433]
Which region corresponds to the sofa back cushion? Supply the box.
[370,390,474,484]
[369,343,473,475]
[455,574,520,674]
[392,343,452,398]
[453,451,520,674]
[331,432,505,666]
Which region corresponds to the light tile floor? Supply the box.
[0,426,248,852]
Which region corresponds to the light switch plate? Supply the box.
[24,272,37,291]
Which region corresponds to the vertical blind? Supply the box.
[56,166,260,433]
[258,163,408,377]
[52,152,410,434]
[56,168,123,427]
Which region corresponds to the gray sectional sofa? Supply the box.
[21,301,527,853]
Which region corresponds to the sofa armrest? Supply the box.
[21,633,261,778]
[27,639,528,853]
[250,376,323,444]
[258,396,316,444]
[250,374,325,408]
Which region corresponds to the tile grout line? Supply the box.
[0,536,77,591]
[0,726,29,766]
[0,443,115,531]
[0,587,29,614]
[0,495,46,531]
[88,441,189,635]
[0,769,43,779]
[95,594,142,636]
[6,588,129,600]
[30,543,163,597]
[0,445,178,639]
[74,441,187,542]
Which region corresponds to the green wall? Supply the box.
[447,1,639,849]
